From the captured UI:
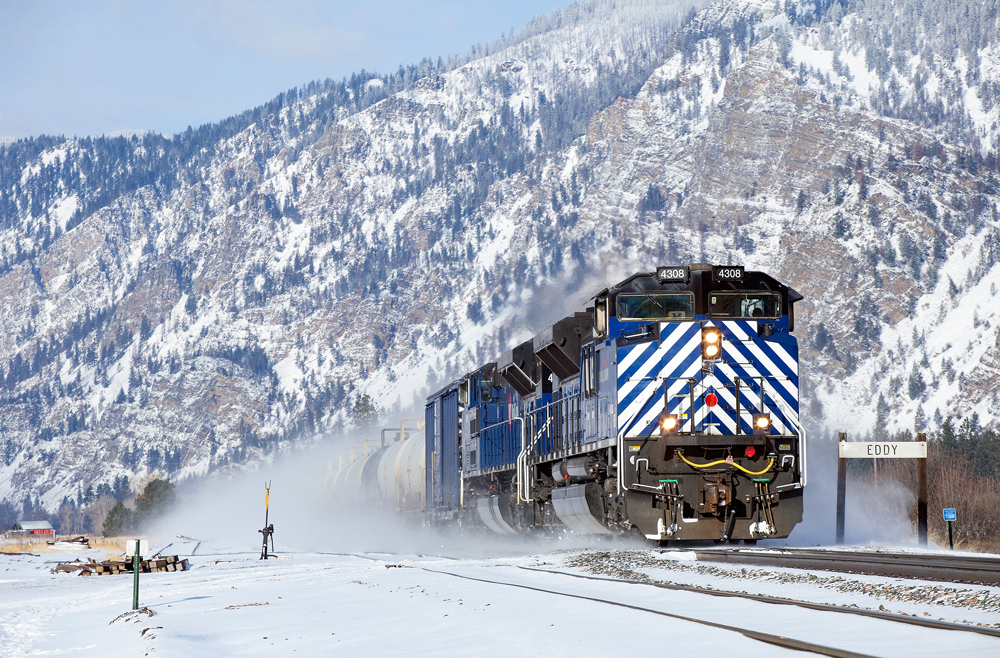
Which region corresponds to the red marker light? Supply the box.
[745,446,756,458]
[704,393,718,407]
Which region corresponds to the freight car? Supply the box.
[327,419,426,515]
[333,263,806,543]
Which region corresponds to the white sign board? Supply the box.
[838,442,927,459]
[124,539,150,558]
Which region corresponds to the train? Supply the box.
[327,263,806,543]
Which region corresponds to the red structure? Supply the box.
[11,520,55,536]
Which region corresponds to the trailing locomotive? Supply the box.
[334,263,806,543]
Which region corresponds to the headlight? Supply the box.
[661,414,679,435]
[753,413,771,434]
[702,327,722,361]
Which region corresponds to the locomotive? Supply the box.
[329,263,806,543]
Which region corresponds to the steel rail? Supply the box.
[420,566,875,658]
[682,547,1000,586]
[518,565,1000,639]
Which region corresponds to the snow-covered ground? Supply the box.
[3,537,999,657]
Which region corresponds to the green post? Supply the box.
[948,521,954,550]
[132,541,140,610]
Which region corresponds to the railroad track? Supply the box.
[421,566,875,658]
[197,549,1000,653]
[519,565,1000,639]
[677,547,1000,586]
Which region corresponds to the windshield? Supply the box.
[709,292,782,319]
[616,293,694,320]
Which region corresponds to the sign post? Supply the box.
[836,433,847,544]
[126,539,149,610]
[943,508,956,549]
[836,436,928,546]
[916,433,927,544]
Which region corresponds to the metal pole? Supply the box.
[734,377,741,435]
[132,541,140,610]
[836,432,847,545]
[688,378,696,434]
[916,433,927,546]
[948,521,954,550]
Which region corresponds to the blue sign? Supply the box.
[943,508,957,522]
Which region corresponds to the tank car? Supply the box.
[424,263,806,542]
[327,420,426,515]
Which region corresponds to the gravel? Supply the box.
[564,549,1000,629]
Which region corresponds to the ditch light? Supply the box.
[753,413,771,435]
[660,414,680,435]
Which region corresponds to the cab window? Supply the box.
[616,293,694,320]
[709,292,782,319]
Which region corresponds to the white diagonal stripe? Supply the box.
[617,341,655,378]
[618,333,701,432]
[626,364,701,436]
[721,338,799,402]
[712,373,791,435]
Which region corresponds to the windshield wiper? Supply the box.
[639,287,664,312]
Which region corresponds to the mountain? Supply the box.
[1,0,999,512]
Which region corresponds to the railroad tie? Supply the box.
[59,555,190,576]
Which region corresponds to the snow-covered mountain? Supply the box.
[2,0,999,510]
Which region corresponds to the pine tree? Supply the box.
[907,364,926,400]
[914,405,926,432]
[940,417,957,452]
[353,393,379,428]
[134,478,176,525]
[873,393,890,441]
[102,501,134,537]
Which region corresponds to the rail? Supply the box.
[684,547,1000,586]
[422,566,875,657]
[521,564,1000,640]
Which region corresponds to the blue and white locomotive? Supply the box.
[424,263,806,542]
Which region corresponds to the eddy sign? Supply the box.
[838,441,927,459]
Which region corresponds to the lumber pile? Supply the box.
[54,555,190,576]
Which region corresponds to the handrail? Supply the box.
[523,415,554,501]
[399,417,424,440]
[473,397,573,503]
[761,379,807,489]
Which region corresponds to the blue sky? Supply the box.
[0,1,566,140]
